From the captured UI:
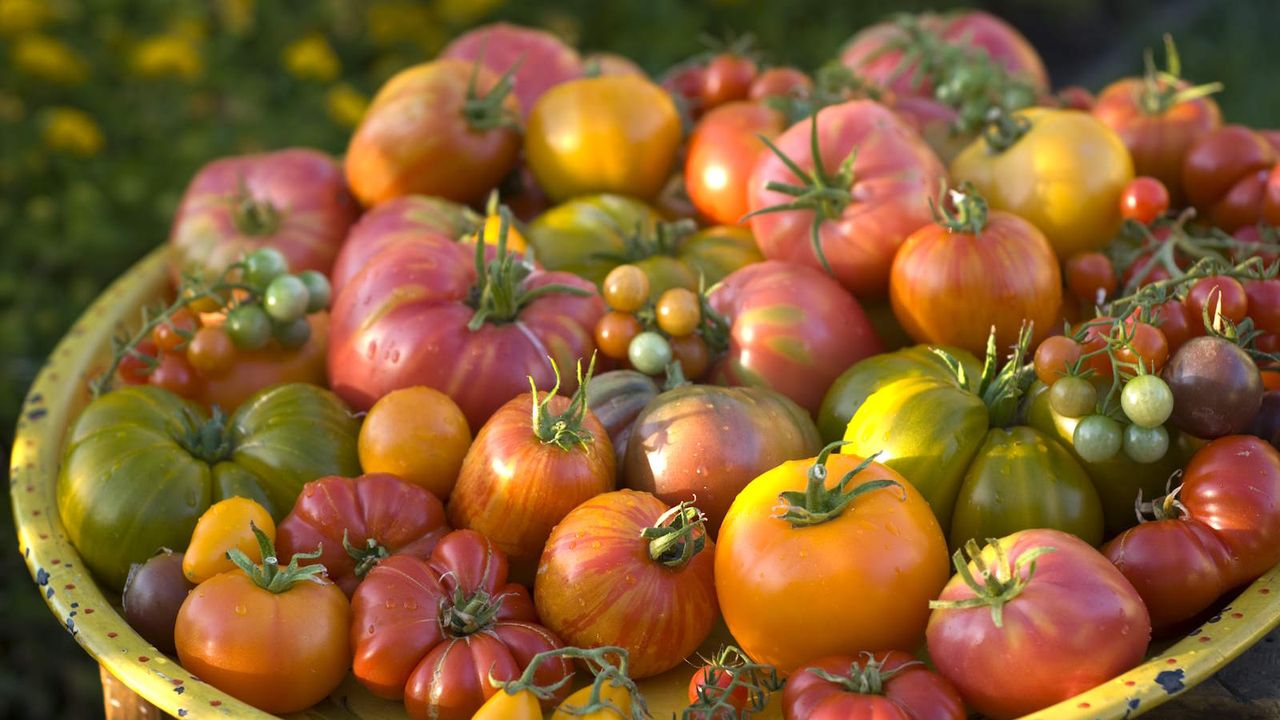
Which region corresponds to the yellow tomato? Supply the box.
[466,213,528,253]
[471,687,544,719]
[550,680,635,720]
[950,108,1134,258]
[182,497,275,584]
[526,75,681,202]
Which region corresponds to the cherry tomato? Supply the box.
[183,497,276,584]
[1150,300,1195,352]
[1116,321,1170,373]
[1119,176,1171,224]
[1034,336,1083,385]
[264,274,310,323]
[186,326,236,378]
[152,309,198,353]
[1123,424,1170,464]
[629,332,673,375]
[358,385,472,501]
[1076,318,1115,383]
[272,317,312,349]
[749,67,813,101]
[1246,279,1280,335]
[122,550,194,655]
[243,247,289,290]
[149,352,201,398]
[1073,414,1123,463]
[1121,374,1175,428]
[604,264,651,312]
[297,269,333,313]
[669,333,710,381]
[1064,252,1117,306]
[595,311,643,360]
[687,665,750,714]
[700,53,758,108]
[225,304,272,350]
[1185,275,1249,325]
[118,339,159,385]
[656,287,702,337]
[1049,376,1097,419]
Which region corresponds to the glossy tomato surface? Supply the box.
[686,101,788,226]
[331,195,479,296]
[782,651,966,720]
[440,22,583,117]
[1182,124,1279,231]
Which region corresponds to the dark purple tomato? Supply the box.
[1247,391,1280,448]
[121,550,194,654]
[1162,336,1263,439]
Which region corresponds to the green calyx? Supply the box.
[343,530,390,578]
[775,441,900,527]
[441,585,507,637]
[928,537,1055,628]
[529,354,598,451]
[462,57,520,132]
[467,207,590,330]
[227,523,328,594]
[932,322,1035,428]
[930,182,989,235]
[688,645,782,717]
[640,500,708,569]
[981,108,1032,153]
[231,176,280,236]
[180,405,233,464]
[1137,35,1223,117]
[804,652,920,697]
[743,111,855,276]
[492,645,632,707]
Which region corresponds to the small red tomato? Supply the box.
[595,311,643,360]
[1033,335,1084,385]
[1150,300,1196,352]
[118,339,159,385]
[1076,318,1115,383]
[1185,275,1249,324]
[1122,250,1174,290]
[1065,252,1118,306]
[1258,333,1280,354]
[663,64,706,110]
[1119,176,1171,224]
[700,53,758,108]
[669,334,710,381]
[687,665,751,716]
[149,352,201,398]
[186,326,236,378]
[1056,85,1096,111]
[1116,321,1170,374]
[152,308,198,353]
[749,67,813,102]
[1246,279,1280,334]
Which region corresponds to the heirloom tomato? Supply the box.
[842,333,1103,546]
[331,195,480,296]
[535,491,716,678]
[58,383,360,590]
[276,473,450,596]
[584,51,646,78]
[448,359,615,571]
[889,186,1063,356]
[839,10,1049,98]
[624,383,821,535]
[782,651,966,720]
[182,496,275,584]
[328,213,604,430]
[708,260,884,415]
[357,386,472,500]
[950,107,1134,258]
[528,194,762,299]
[175,526,349,715]
[685,101,788,226]
[351,530,572,720]
[1182,124,1280,231]
[1092,38,1222,205]
[551,672,643,720]
[1162,336,1263,439]
[526,75,681,201]
[345,59,521,206]
[749,66,813,102]
[716,446,949,674]
[699,51,759,108]
[926,530,1150,720]
[122,550,193,654]
[746,100,945,298]
[585,369,661,465]
[190,311,329,413]
[167,148,358,284]
[440,22,583,118]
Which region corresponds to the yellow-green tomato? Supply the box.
[950,108,1134,258]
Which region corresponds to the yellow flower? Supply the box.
[216,0,255,35]
[326,83,368,128]
[130,34,204,81]
[434,0,504,25]
[0,0,50,36]
[42,107,103,157]
[11,34,88,84]
[0,91,24,123]
[171,16,207,44]
[283,33,340,82]
[365,0,434,47]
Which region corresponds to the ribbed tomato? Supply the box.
[1182,125,1280,231]
[331,195,479,296]
[686,101,788,226]
[439,22,583,118]
[782,651,966,720]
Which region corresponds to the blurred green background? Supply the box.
[3,0,1280,716]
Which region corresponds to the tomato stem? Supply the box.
[462,56,520,132]
[641,500,709,569]
[802,652,920,697]
[230,183,280,237]
[226,523,328,594]
[928,538,1055,628]
[342,530,391,578]
[775,442,900,527]
[529,354,598,451]
[179,405,233,464]
[440,586,509,636]
[495,645,630,703]
[686,645,782,717]
[930,182,989,235]
[980,108,1031,152]
[1138,35,1223,116]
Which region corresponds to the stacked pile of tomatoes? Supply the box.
[49,9,1280,720]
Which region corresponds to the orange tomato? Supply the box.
[192,312,329,413]
[358,386,472,501]
[466,213,529,253]
[182,497,275,584]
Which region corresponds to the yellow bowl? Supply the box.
[12,247,1280,719]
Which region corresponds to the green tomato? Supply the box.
[273,317,312,349]
[1123,423,1170,464]
[225,304,271,349]
[628,331,672,375]
[1073,414,1123,463]
[264,275,310,322]
[297,270,332,313]
[1121,374,1174,428]
[243,247,289,289]
[1049,376,1097,418]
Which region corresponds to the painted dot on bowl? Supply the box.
[106,632,117,639]
[138,656,150,663]
[25,486,33,493]
[172,679,183,686]
[50,559,60,565]
[31,510,40,517]
[1167,658,1178,664]
[1200,636,1212,643]
[83,608,93,614]
[210,700,221,707]
[38,533,47,540]
[1126,681,1137,687]
[1262,588,1272,595]
[1233,612,1245,619]
[1079,702,1091,709]
[64,584,74,590]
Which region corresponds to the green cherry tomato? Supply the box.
[1121,374,1174,429]
[1049,376,1098,418]
[225,304,272,349]
[1123,423,1170,464]
[1073,414,1123,463]
[629,331,673,375]
[297,270,332,313]
[243,247,289,289]
[264,275,310,323]
[273,317,312,349]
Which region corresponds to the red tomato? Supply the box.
[152,308,197,353]
[1180,435,1280,585]
[686,101,787,226]
[1065,251,1118,306]
[782,651,966,720]
[747,100,946,299]
[327,231,604,431]
[149,352,201,398]
[1150,299,1196,352]
[192,311,329,413]
[1055,85,1096,112]
[439,22,583,119]
[1119,176,1171,224]
[1247,279,1280,335]
[1185,275,1249,324]
[1093,78,1221,205]
[700,53,758,108]
[662,64,707,115]
[890,199,1063,356]
[168,149,359,284]
[1233,224,1280,266]
[1104,517,1234,633]
[351,530,573,720]
[708,260,884,415]
[1182,125,1279,231]
[118,339,158,385]
[1116,321,1170,373]
[346,59,521,206]
[749,67,813,102]
[448,370,616,570]
[926,530,1151,719]
[839,11,1049,98]
[1034,335,1083,385]
[534,490,716,678]
[584,52,646,78]
[276,473,450,597]
[1076,317,1115,383]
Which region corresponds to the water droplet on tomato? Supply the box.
[385,599,396,609]
[405,600,418,610]
[233,604,246,616]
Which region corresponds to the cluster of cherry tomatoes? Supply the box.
[595,264,716,379]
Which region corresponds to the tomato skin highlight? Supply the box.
[1104,517,1234,633]
[1180,435,1280,585]
[1182,124,1279,231]
[686,101,787,226]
